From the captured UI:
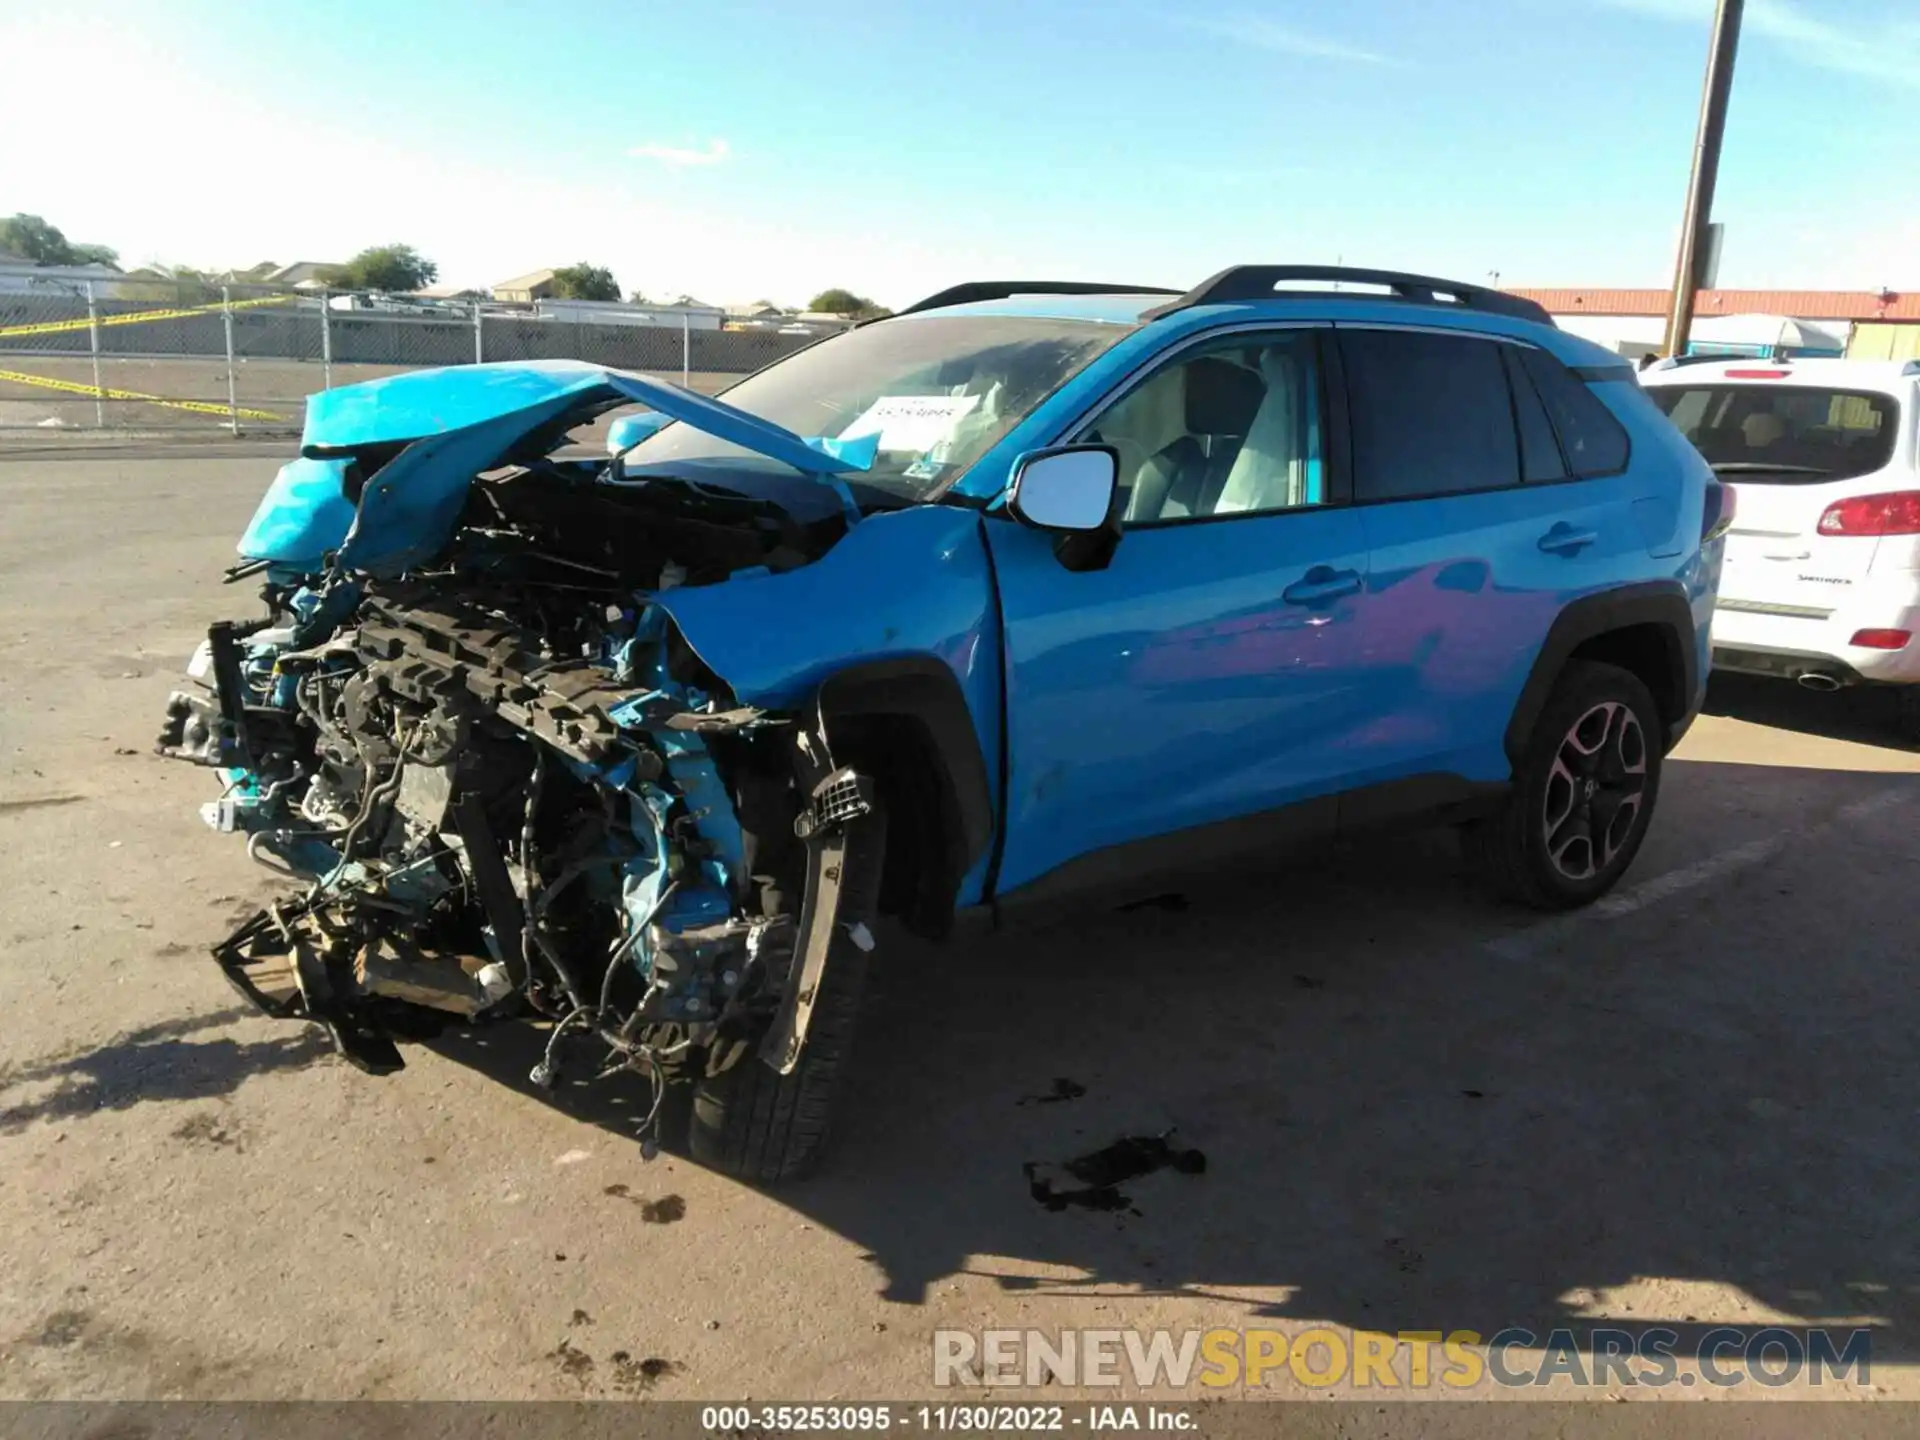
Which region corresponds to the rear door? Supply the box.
[1647,378,1906,614]
[1335,326,1644,788]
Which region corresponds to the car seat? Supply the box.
[1126,358,1266,522]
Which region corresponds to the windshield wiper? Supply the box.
[1709,462,1834,476]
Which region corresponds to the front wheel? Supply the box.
[686,927,871,1183]
[1464,660,1663,910]
[688,805,886,1184]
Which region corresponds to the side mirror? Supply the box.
[607,411,669,455]
[1006,445,1123,572]
[1006,445,1120,533]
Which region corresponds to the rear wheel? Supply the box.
[1465,660,1662,910]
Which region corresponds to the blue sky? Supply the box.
[2,0,1915,305]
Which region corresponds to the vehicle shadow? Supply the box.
[0,1006,331,1135]
[1704,670,1910,750]
[433,760,1920,1361]
[428,1022,662,1138]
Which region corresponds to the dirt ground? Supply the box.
[3,447,1919,1410]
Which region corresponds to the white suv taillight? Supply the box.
[1817,492,1920,537]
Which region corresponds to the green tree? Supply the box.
[808,287,886,318]
[0,213,119,268]
[550,263,621,302]
[323,244,438,292]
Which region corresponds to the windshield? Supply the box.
[623,315,1130,499]
[1649,384,1898,483]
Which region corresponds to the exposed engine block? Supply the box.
[157,467,871,1133]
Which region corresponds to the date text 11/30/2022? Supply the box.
[699,1405,1198,1432]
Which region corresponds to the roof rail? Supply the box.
[889,280,1183,319]
[1138,266,1556,327]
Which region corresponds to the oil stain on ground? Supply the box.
[551,1334,678,1394]
[1016,1077,1086,1107]
[33,1310,90,1348]
[603,1183,686,1223]
[170,1112,241,1150]
[550,1337,595,1382]
[610,1352,680,1394]
[1025,1135,1206,1214]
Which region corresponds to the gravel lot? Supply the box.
[3,447,1918,1408]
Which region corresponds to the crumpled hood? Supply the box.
[300,360,857,476]
[244,361,864,576]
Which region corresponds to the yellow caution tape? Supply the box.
[0,367,288,423]
[0,293,297,340]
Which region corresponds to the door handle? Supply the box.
[1282,566,1362,606]
[1538,524,1598,555]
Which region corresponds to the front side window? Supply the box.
[1341,330,1519,501]
[621,315,1129,500]
[1076,330,1327,525]
[1647,384,1897,482]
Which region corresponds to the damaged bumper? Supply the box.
[156,367,894,1140]
[166,594,886,1101]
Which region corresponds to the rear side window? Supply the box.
[1503,347,1568,483]
[1646,384,1897,482]
[1341,330,1519,501]
[1516,347,1631,477]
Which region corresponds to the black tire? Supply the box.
[1464,660,1663,911]
[688,929,871,1182]
[688,811,886,1184]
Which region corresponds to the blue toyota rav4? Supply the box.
[159,267,1726,1179]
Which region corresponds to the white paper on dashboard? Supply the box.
[837,394,981,453]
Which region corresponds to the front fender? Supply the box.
[654,504,1004,904]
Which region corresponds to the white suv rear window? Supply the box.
[1648,384,1896,483]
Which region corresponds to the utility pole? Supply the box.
[1661,0,1744,357]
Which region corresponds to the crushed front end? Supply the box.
[156,365,887,1165]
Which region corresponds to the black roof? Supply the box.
[892,266,1554,328]
[1143,266,1554,325]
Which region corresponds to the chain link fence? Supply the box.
[0,280,821,435]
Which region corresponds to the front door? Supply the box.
[985,327,1374,899]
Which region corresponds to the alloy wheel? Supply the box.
[1542,701,1648,881]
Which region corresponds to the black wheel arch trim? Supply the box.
[1506,581,1699,767]
[814,656,995,872]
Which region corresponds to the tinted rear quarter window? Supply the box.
[1518,347,1630,476]
[1502,347,1568,483]
[1341,330,1519,501]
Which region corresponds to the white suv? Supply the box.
[1641,358,1920,738]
